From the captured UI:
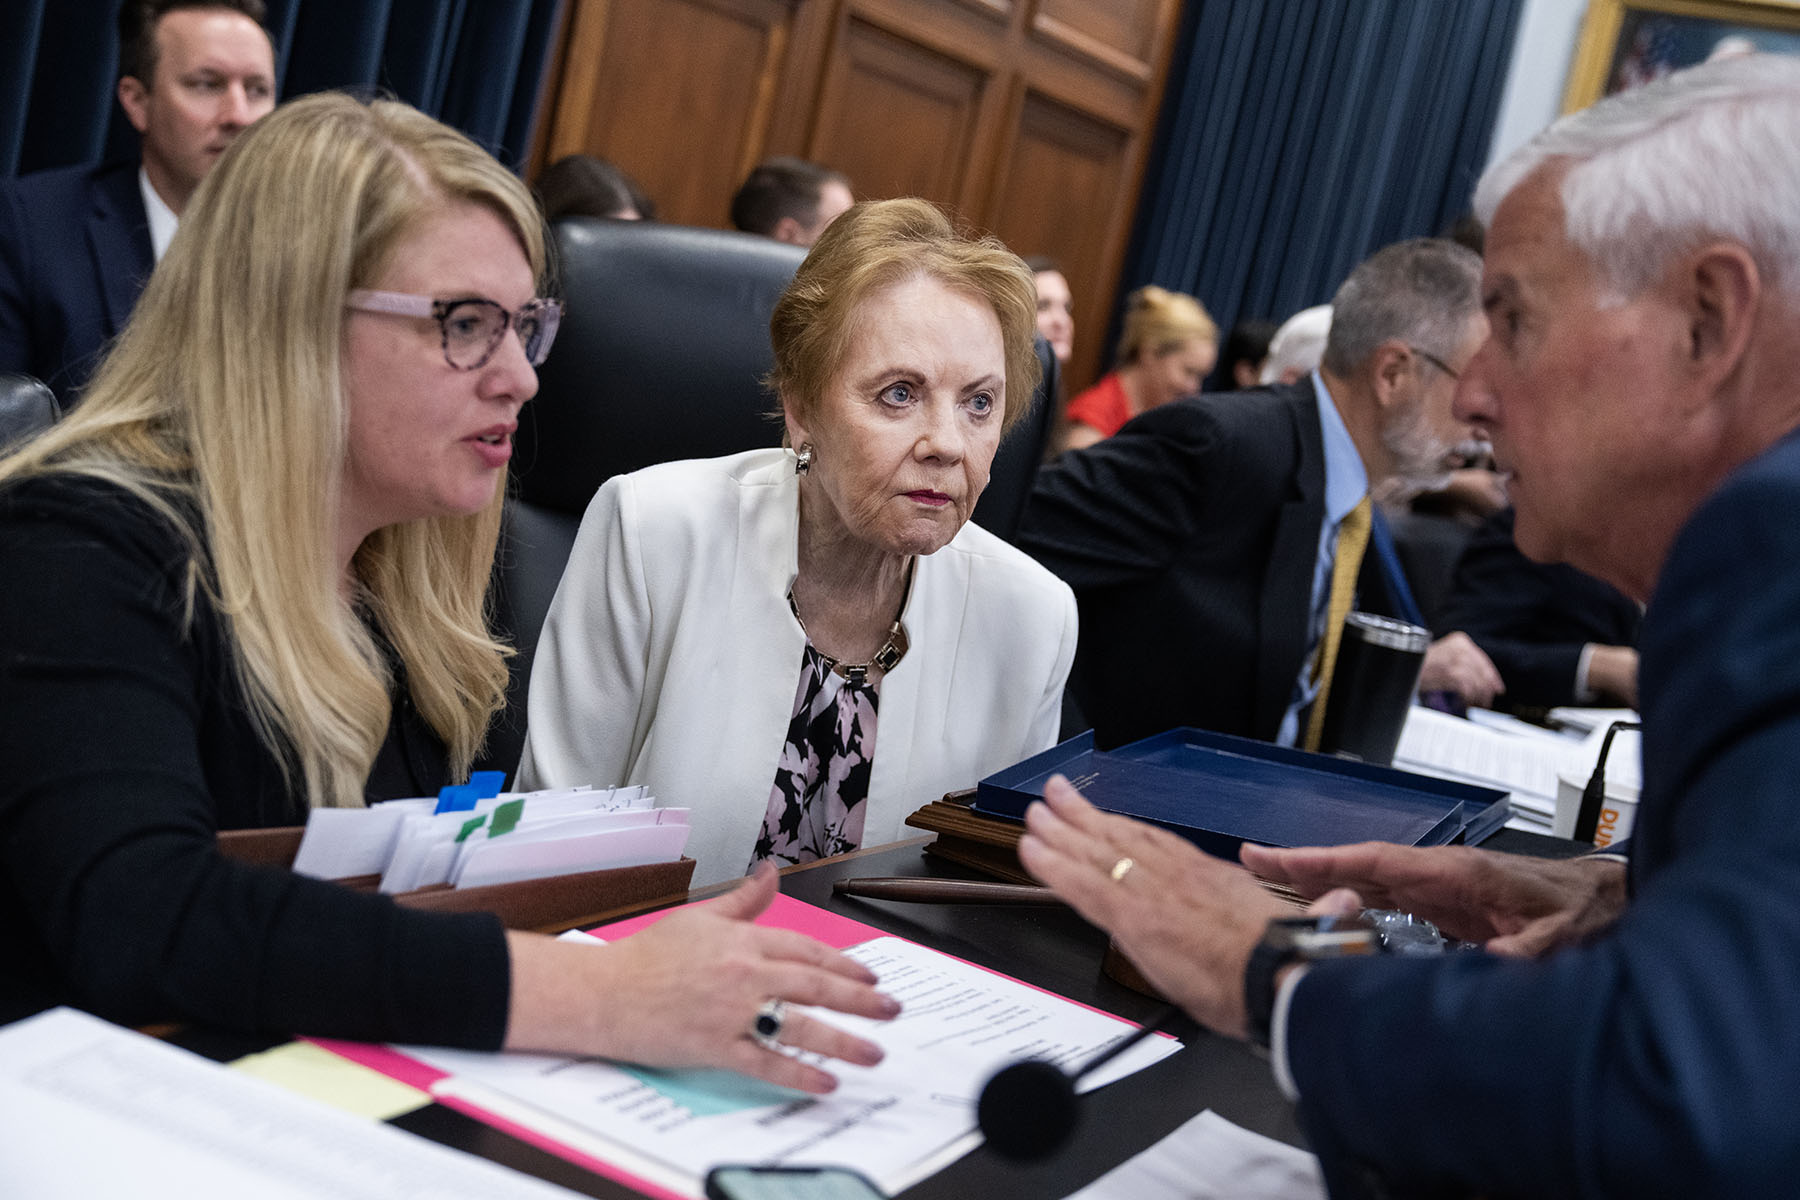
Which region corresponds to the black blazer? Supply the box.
[1434,507,1641,708]
[0,160,155,405]
[1019,381,1401,748]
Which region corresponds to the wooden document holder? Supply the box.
[217,826,695,932]
[905,788,1032,884]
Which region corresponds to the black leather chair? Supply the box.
[482,220,805,777]
[0,374,58,451]
[976,337,1056,543]
[479,219,1058,777]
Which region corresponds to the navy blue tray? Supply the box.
[975,728,1510,860]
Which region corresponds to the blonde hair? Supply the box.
[768,198,1041,437]
[0,92,546,809]
[1116,285,1217,365]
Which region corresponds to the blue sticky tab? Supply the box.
[434,784,477,814]
[467,770,506,800]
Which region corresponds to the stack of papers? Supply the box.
[322,895,1182,1200]
[290,785,689,892]
[1064,1109,1324,1200]
[1393,706,1641,835]
[0,1008,579,1200]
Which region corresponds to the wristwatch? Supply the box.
[1244,914,1385,1048]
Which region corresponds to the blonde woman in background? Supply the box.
[1060,284,1217,452]
[0,92,893,1094]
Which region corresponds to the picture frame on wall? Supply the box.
[1564,0,1800,110]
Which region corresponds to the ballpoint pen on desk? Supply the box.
[831,877,1064,905]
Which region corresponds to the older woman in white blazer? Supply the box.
[520,198,1077,886]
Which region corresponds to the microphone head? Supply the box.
[976,1058,1079,1161]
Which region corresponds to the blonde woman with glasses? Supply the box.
[0,92,893,1094]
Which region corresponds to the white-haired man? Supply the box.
[1020,54,1800,1196]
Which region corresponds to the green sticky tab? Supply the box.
[488,798,525,838]
[455,815,486,843]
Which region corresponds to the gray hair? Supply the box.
[1321,239,1483,376]
[1474,54,1800,302]
[1260,304,1331,385]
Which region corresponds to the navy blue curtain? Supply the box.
[1,0,562,178]
[1122,0,1523,381]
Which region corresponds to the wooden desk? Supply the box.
[167,820,1587,1197]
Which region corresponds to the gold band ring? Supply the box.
[1110,856,1136,883]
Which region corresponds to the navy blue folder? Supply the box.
[975,728,1510,860]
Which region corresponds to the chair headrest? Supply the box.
[0,374,58,451]
[513,219,807,514]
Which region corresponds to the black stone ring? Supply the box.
[751,999,788,1050]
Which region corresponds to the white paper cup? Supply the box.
[1553,769,1640,847]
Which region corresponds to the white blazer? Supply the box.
[519,448,1078,886]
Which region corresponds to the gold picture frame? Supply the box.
[1565,0,1800,111]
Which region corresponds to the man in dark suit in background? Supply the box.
[1435,506,1642,710]
[1021,54,1800,1197]
[0,1,274,405]
[1018,237,1497,749]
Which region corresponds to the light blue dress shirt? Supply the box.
[1275,371,1369,747]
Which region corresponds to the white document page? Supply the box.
[405,935,1181,1198]
[453,821,693,888]
[1062,1109,1326,1200]
[292,798,435,880]
[1545,706,1638,737]
[1394,705,1566,827]
[445,806,678,884]
[0,1007,580,1200]
[1395,705,1642,834]
[297,787,659,887]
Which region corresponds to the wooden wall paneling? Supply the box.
[539,0,611,165]
[541,0,805,228]
[986,86,1130,391]
[950,0,1012,21]
[524,0,579,179]
[829,0,1021,218]
[807,13,991,207]
[1030,0,1164,82]
[761,1,841,153]
[531,0,1187,396]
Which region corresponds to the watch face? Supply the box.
[1266,915,1383,958]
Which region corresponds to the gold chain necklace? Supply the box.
[786,563,913,685]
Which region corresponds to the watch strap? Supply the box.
[1244,935,1294,1049]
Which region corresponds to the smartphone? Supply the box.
[704,1164,889,1200]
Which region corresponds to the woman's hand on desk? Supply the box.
[1018,776,1294,1041]
[1239,842,1628,957]
[502,863,900,1093]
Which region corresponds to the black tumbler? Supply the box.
[1317,612,1430,766]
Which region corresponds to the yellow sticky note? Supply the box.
[231,1040,429,1121]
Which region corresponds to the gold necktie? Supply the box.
[1303,495,1372,752]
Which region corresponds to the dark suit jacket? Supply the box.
[1286,426,1800,1198]
[0,160,154,406]
[1434,507,1641,708]
[1018,381,1404,747]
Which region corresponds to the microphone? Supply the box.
[976,1003,1181,1161]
